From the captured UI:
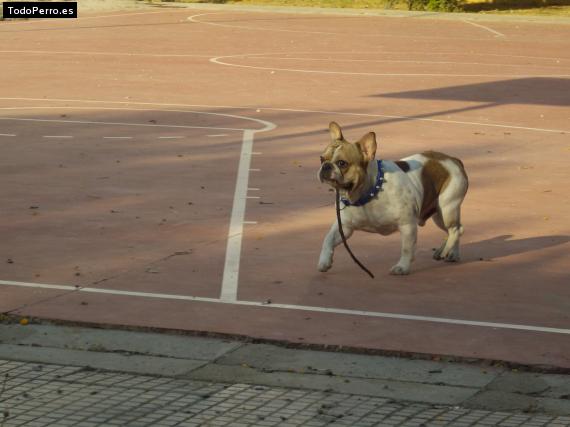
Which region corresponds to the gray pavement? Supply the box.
[1,324,570,426]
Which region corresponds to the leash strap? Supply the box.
[335,190,375,279]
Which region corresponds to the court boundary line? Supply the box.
[249,56,568,70]
[0,116,248,132]
[1,49,567,62]
[221,129,257,301]
[462,19,505,38]
[210,53,570,79]
[0,98,566,134]
[187,12,505,43]
[1,280,569,335]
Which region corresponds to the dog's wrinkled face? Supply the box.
[318,122,377,195]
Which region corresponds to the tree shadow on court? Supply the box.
[372,78,570,107]
[249,78,570,146]
[457,234,570,263]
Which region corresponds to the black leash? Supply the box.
[335,190,374,279]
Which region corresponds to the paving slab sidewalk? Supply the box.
[1,324,570,426]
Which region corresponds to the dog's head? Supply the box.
[318,122,377,196]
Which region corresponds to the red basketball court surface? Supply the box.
[1,5,569,368]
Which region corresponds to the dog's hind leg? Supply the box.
[431,212,449,261]
[318,221,354,272]
[435,188,466,262]
[439,205,463,262]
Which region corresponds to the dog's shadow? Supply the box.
[460,234,570,263]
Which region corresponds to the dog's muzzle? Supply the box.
[318,162,337,184]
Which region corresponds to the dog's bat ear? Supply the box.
[357,132,377,162]
[329,121,343,142]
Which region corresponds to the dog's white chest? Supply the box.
[343,192,405,235]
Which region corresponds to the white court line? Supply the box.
[248,188,260,191]
[252,56,569,70]
[243,221,258,224]
[0,50,215,58]
[103,136,133,139]
[221,130,256,302]
[0,97,566,134]
[188,13,502,43]
[0,117,247,132]
[0,49,566,63]
[1,280,569,335]
[263,107,570,134]
[207,134,228,137]
[462,19,505,38]
[158,136,184,139]
[247,196,260,199]
[210,53,570,79]
[0,105,270,131]
[42,135,73,139]
[0,133,16,137]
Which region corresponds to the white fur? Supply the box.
[318,154,468,275]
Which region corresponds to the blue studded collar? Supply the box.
[340,160,384,207]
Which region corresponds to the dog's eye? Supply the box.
[336,160,348,168]
[319,156,325,164]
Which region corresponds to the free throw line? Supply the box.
[1,280,568,335]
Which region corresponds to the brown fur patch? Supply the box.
[419,158,450,224]
[395,161,410,172]
[423,150,468,181]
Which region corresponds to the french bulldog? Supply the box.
[317,122,469,275]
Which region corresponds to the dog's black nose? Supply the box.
[321,162,333,172]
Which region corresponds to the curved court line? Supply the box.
[210,53,570,79]
[0,105,275,133]
[188,12,339,35]
[188,12,506,43]
[0,97,565,134]
[0,116,247,132]
[462,19,505,38]
[1,280,569,335]
[187,12,570,45]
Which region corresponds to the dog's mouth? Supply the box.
[322,177,353,192]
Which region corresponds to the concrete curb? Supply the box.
[1,324,569,415]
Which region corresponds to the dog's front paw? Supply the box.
[318,258,332,272]
[390,264,410,275]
